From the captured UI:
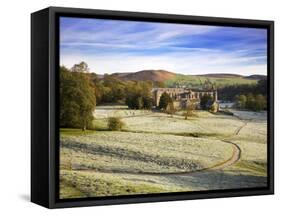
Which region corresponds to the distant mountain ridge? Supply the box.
[197,73,244,78]
[245,74,267,80]
[105,70,266,82]
[95,69,266,88]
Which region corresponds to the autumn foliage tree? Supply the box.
[60,65,96,130]
[71,61,90,73]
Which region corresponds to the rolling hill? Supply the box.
[112,70,176,82]
[99,70,266,88]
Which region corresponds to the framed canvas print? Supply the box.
[31,6,274,208]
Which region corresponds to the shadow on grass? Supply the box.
[121,129,219,138]
[61,140,202,171]
[162,169,267,190]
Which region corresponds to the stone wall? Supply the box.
[152,88,218,109]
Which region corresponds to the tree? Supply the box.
[71,61,90,73]
[200,94,213,110]
[125,81,153,109]
[158,92,172,110]
[235,94,247,109]
[217,77,267,102]
[254,94,267,111]
[154,81,165,88]
[142,96,153,109]
[203,78,213,90]
[245,93,255,110]
[136,97,144,109]
[234,93,267,112]
[257,79,267,96]
[166,102,175,116]
[184,101,196,119]
[102,74,126,102]
[60,66,96,130]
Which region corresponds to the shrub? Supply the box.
[209,102,219,113]
[107,117,125,131]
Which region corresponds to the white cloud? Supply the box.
[60,18,267,76]
[60,50,267,76]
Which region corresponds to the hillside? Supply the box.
[198,73,244,78]
[112,70,176,82]
[245,75,267,80]
[165,73,265,88]
[98,70,265,88]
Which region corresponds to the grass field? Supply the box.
[165,74,258,88]
[59,105,267,199]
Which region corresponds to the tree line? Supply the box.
[217,79,267,111]
[234,94,267,111]
[60,62,155,130]
[89,70,154,109]
[217,79,267,101]
[60,62,268,130]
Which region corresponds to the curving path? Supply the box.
[74,140,241,177]
[72,114,249,176]
[73,136,243,176]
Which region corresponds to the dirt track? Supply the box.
[72,116,248,176]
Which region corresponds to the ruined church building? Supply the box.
[152,88,218,109]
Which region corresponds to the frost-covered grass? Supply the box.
[60,170,181,199]
[60,105,268,198]
[230,122,267,176]
[60,128,96,136]
[122,114,202,134]
[193,113,243,137]
[94,105,151,119]
[231,110,267,121]
[93,106,243,137]
[60,131,233,173]
[223,110,268,176]
[235,121,267,144]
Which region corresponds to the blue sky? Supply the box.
[60,17,267,75]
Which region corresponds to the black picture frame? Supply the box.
[31,6,274,209]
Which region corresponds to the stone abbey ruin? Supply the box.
[152,87,218,111]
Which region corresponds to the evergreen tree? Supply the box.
[158,92,172,110]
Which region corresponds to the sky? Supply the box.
[60,17,267,76]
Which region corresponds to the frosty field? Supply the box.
[59,105,267,199]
